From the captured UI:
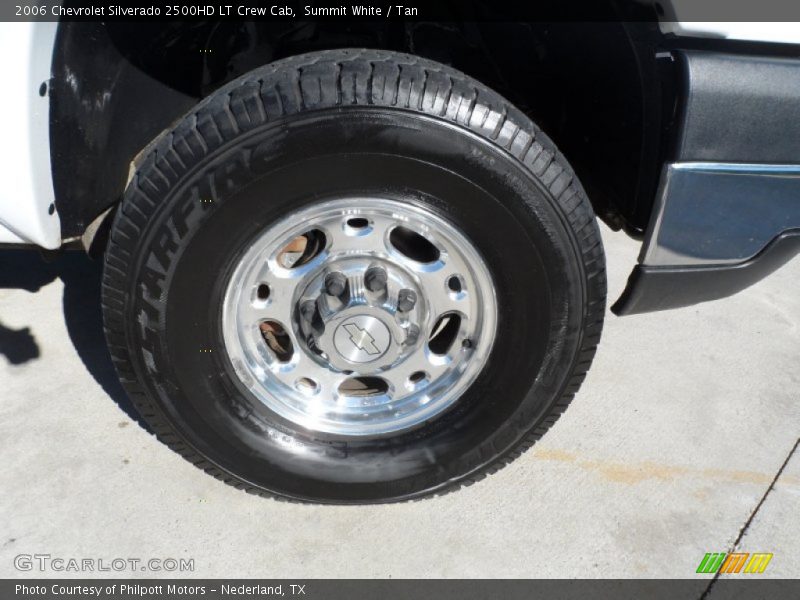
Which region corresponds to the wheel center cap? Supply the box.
[333,315,392,363]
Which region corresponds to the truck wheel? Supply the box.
[101,49,606,503]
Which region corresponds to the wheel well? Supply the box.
[51,17,667,240]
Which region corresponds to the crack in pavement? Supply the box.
[699,437,800,599]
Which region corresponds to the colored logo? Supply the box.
[696,552,773,574]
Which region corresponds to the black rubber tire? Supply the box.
[101,49,606,503]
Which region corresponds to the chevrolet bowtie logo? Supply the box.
[342,323,381,355]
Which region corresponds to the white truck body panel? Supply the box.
[0,22,60,249]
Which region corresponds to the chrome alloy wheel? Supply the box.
[221,198,498,436]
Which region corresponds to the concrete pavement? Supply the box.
[0,225,797,584]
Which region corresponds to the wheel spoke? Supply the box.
[381,345,448,392]
[237,279,294,331]
[414,266,473,322]
[325,214,393,257]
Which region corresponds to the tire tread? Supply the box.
[102,48,606,503]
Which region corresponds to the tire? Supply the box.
[101,49,606,503]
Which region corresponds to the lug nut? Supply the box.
[324,271,347,297]
[397,289,417,312]
[301,300,317,320]
[364,266,388,292]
